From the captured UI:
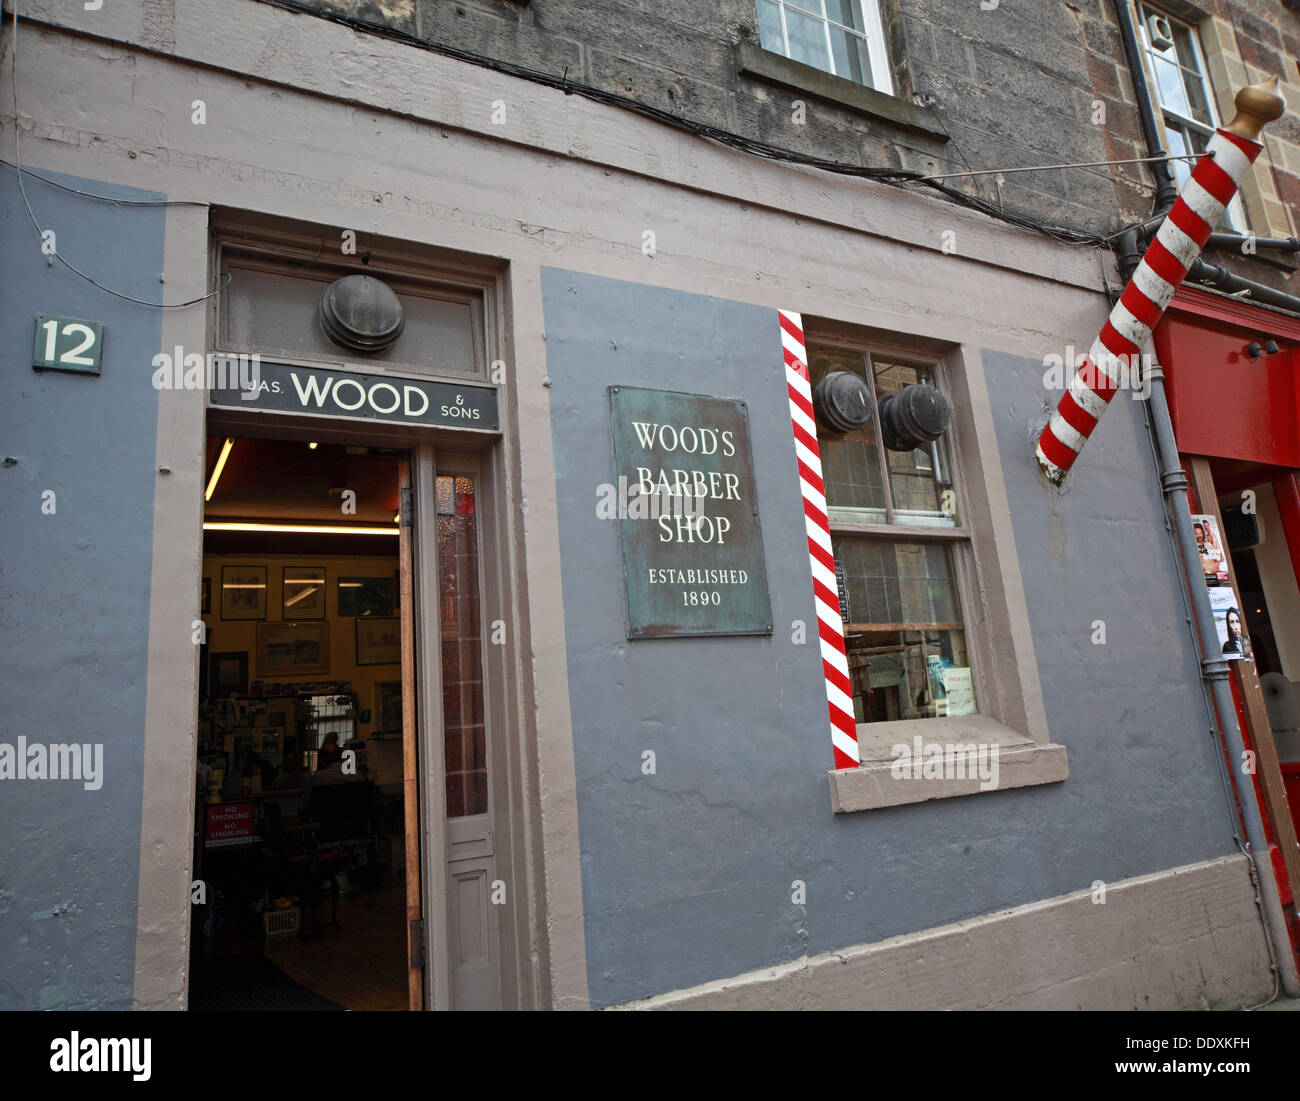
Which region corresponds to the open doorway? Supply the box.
[188,435,418,1011]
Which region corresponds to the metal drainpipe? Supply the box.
[1114,0,1179,212]
[1113,185,1300,997]
[1205,232,1300,253]
[1129,226,1300,315]
[1138,356,1300,995]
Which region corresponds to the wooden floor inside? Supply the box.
[194,879,409,1011]
[266,880,408,1011]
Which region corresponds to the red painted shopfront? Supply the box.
[1154,286,1300,945]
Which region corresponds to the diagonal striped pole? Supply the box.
[1037,77,1284,484]
[781,309,860,770]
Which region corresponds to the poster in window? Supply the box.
[941,666,976,716]
[1191,514,1230,586]
[1209,586,1252,661]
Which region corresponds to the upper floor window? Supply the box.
[755,0,894,96]
[1137,3,1246,230]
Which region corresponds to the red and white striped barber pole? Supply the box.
[1037,77,1284,484]
[781,309,860,770]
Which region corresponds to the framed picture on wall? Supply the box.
[376,680,403,734]
[221,565,267,620]
[338,576,394,618]
[209,651,249,699]
[257,620,331,677]
[356,617,401,665]
[201,577,211,614]
[283,567,326,619]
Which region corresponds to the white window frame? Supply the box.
[1136,3,1246,231]
[757,0,894,96]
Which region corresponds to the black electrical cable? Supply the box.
[252,0,1112,247]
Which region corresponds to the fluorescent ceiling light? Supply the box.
[204,438,235,502]
[203,521,399,535]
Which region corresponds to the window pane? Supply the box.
[1170,20,1203,75]
[438,474,486,817]
[836,537,972,722]
[872,360,956,523]
[1150,54,1192,118]
[845,627,974,722]
[829,27,872,85]
[1166,124,1191,190]
[809,345,886,513]
[836,538,962,628]
[1179,65,1212,126]
[785,7,831,72]
[756,0,785,52]
[825,0,864,31]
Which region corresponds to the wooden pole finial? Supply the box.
[1225,75,1285,141]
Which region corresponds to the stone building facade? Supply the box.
[2,0,1299,1011]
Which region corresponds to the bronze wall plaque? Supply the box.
[607,386,773,639]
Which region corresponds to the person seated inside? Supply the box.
[316,732,343,770]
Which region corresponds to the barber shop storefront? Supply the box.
[8,2,1295,1013]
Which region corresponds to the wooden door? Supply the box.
[398,462,424,1011]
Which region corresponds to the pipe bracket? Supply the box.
[1160,469,1189,495]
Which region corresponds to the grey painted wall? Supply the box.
[541,268,1239,1008]
[0,168,164,1009]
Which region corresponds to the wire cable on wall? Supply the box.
[6,4,228,308]
[252,0,1125,248]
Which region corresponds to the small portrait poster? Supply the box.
[1191,514,1230,586]
[1209,586,1252,661]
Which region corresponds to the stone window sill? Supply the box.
[734,41,948,142]
[828,714,1069,813]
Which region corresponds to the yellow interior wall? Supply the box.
[202,552,402,760]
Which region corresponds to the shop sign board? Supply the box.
[608,386,772,639]
[210,360,498,430]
